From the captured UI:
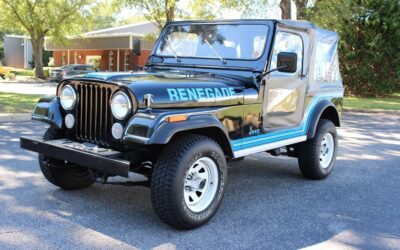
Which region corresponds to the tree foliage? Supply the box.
[122,0,247,30]
[122,0,177,30]
[309,0,400,96]
[0,0,97,78]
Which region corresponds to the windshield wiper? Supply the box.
[204,39,227,65]
[166,38,181,62]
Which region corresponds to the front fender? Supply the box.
[150,114,230,145]
[123,110,231,146]
[32,97,63,128]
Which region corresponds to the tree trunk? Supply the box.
[31,35,45,79]
[166,0,175,22]
[294,0,309,18]
[280,0,291,19]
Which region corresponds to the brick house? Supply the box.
[45,22,158,71]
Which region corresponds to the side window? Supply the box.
[85,66,96,72]
[74,66,85,71]
[270,32,303,76]
[314,42,340,82]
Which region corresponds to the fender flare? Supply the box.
[32,97,63,128]
[124,113,234,157]
[306,100,340,139]
[150,114,229,141]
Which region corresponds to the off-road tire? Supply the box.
[298,119,338,180]
[151,134,227,230]
[38,126,95,190]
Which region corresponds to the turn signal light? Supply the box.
[166,115,188,123]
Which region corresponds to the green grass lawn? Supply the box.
[344,93,400,110]
[0,92,43,113]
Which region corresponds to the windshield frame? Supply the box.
[155,23,270,62]
[148,20,275,72]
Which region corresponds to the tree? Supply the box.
[122,0,177,30]
[280,0,291,19]
[280,0,313,19]
[123,0,246,30]
[309,0,400,96]
[0,0,96,78]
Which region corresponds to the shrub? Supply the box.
[0,47,4,61]
[43,67,53,78]
[5,71,16,80]
[15,69,34,76]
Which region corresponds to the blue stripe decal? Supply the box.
[231,93,342,152]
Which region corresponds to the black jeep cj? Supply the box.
[21,19,344,229]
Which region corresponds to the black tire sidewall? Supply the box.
[39,126,95,190]
[313,121,338,177]
[172,141,227,227]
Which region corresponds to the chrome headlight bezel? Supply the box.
[60,85,77,110]
[111,91,132,120]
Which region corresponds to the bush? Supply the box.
[43,67,53,78]
[309,0,400,97]
[0,47,4,61]
[5,71,16,80]
[15,69,34,76]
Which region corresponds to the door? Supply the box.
[263,30,308,131]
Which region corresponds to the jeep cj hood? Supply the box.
[83,71,244,109]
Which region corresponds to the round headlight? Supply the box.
[60,85,76,110]
[111,92,132,120]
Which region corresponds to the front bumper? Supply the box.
[20,136,130,177]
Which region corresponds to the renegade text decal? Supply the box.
[167,87,235,101]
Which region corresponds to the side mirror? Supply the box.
[277,52,297,73]
[133,39,141,56]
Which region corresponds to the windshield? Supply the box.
[155,24,269,61]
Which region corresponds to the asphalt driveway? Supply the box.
[0,112,399,249]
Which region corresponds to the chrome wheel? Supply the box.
[184,157,219,213]
[319,133,335,168]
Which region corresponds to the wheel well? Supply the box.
[307,104,341,139]
[319,106,340,127]
[170,127,234,158]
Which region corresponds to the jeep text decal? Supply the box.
[167,87,235,101]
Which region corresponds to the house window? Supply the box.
[109,51,114,71]
[61,52,66,66]
[124,50,130,71]
[74,51,78,64]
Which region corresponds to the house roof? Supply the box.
[5,35,30,40]
[84,22,159,36]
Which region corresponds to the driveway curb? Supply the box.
[344,108,400,115]
[0,113,32,123]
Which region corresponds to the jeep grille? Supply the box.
[63,81,121,146]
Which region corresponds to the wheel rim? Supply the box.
[184,157,219,213]
[319,133,335,169]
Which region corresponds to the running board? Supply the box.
[233,136,307,158]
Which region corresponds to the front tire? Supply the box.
[38,126,95,190]
[298,119,338,180]
[151,134,227,229]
